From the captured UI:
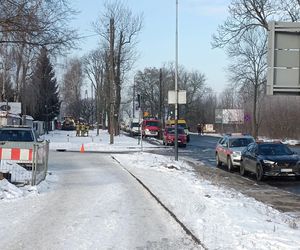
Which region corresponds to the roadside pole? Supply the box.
[138,94,143,152]
[109,18,115,144]
[174,0,179,161]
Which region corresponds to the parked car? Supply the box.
[0,125,39,142]
[163,127,187,147]
[240,142,300,181]
[215,134,255,171]
[166,119,190,142]
[0,125,44,170]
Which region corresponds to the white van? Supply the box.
[129,118,141,136]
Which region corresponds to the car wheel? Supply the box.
[256,165,264,181]
[240,162,245,176]
[227,157,233,172]
[216,153,221,167]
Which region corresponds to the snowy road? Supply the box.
[0,151,200,250]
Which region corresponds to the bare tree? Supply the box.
[61,58,84,119]
[93,0,143,136]
[135,67,161,117]
[0,0,79,116]
[0,0,78,50]
[212,0,300,138]
[83,48,107,134]
[179,69,206,120]
[134,65,211,130]
[219,85,238,109]
[279,0,300,21]
[227,29,267,137]
[212,0,274,48]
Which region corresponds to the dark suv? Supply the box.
[241,142,300,181]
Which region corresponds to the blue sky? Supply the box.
[71,0,230,93]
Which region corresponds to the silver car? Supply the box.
[215,134,255,172]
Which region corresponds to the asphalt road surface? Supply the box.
[143,133,300,215]
[185,134,300,194]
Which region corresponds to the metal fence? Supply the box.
[0,140,49,186]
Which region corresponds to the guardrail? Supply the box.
[0,141,49,186]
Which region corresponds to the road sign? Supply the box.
[244,113,251,122]
[168,90,186,104]
[267,22,300,95]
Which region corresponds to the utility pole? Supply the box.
[91,80,94,126]
[174,0,179,161]
[109,18,115,144]
[159,69,163,139]
[133,77,136,118]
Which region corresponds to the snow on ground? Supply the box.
[0,160,32,183]
[43,129,159,152]
[113,152,300,249]
[1,129,300,249]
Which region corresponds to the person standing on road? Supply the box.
[80,123,85,137]
[85,123,89,136]
[76,123,80,137]
[197,124,201,135]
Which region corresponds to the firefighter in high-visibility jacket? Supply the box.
[76,123,80,136]
[80,123,85,137]
[85,123,89,136]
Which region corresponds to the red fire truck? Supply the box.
[142,118,160,138]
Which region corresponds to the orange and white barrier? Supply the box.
[0,148,33,162]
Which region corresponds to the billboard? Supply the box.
[168,90,186,104]
[215,109,244,124]
[0,102,21,114]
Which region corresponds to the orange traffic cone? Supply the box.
[80,144,85,153]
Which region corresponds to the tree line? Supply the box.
[1,0,299,140]
[60,1,215,135]
[0,0,77,122]
[61,0,300,140]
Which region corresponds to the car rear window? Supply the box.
[146,121,159,127]
[0,130,34,142]
[178,123,187,129]
[131,123,140,128]
[167,128,185,134]
[229,138,254,147]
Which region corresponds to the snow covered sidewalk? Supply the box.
[112,152,300,250]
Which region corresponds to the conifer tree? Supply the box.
[31,48,60,122]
